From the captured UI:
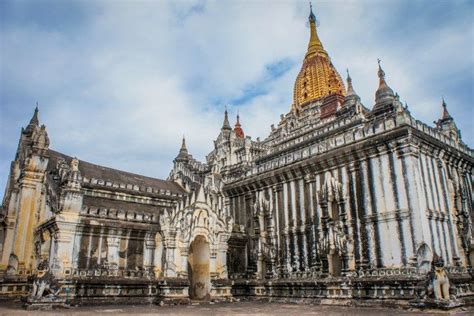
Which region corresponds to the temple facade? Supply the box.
[0,5,473,308]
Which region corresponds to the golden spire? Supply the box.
[306,2,327,58]
[292,3,345,112]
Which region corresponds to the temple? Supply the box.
[0,4,473,310]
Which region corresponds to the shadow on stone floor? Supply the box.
[0,301,473,316]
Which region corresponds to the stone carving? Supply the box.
[23,260,68,310]
[6,253,19,276]
[317,176,352,258]
[416,243,432,274]
[30,260,61,299]
[318,220,351,257]
[413,254,462,309]
[70,157,79,172]
[431,256,450,301]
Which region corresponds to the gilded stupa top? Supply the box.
[292,3,345,112]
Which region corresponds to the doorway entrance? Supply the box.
[188,235,210,300]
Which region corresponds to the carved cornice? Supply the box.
[365,209,410,224]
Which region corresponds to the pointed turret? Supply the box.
[375,59,394,104]
[234,112,245,138]
[435,98,461,140]
[441,97,452,120]
[175,136,189,161]
[345,69,358,97]
[30,104,39,126]
[25,104,40,134]
[342,69,361,112]
[222,107,232,131]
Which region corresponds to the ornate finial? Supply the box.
[377,58,387,87]
[309,2,315,22]
[175,134,189,160]
[345,68,356,96]
[374,58,395,105]
[306,1,325,57]
[441,97,452,120]
[181,135,187,150]
[29,103,40,126]
[234,111,244,138]
[71,157,79,172]
[222,106,231,130]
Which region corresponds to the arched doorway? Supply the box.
[188,235,210,300]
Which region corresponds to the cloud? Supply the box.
[0,0,473,195]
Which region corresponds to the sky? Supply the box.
[0,0,473,195]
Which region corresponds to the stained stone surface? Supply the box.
[1,301,474,315]
[1,4,472,310]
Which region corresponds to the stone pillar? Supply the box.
[106,234,120,270]
[274,183,286,275]
[218,239,229,279]
[53,157,82,276]
[265,187,277,278]
[245,192,257,276]
[144,233,155,272]
[0,216,16,273]
[304,174,315,269]
[398,141,431,265]
[163,231,177,277]
[289,180,300,272]
[359,158,375,268]
[153,233,164,278]
[388,144,411,265]
[180,247,189,277]
[52,227,76,276]
[10,153,49,274]
[210,246,218,279]
[319,192,329,276]
[347,162,362,269]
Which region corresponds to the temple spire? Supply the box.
[435,97,461,141]
[377,59,387,88]
[30,103,39,126]
[222,106,231,131]
[175,135,189,161]
[375,59,394,104]
[441,97,452,120]
[24,103,40,135]
[346,69,356,96]
[234,111,244,138]
[306,2,327,58]
[180,136,187,151]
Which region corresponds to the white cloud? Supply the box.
[0,0,472,193]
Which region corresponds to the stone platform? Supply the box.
[1,300,473,315]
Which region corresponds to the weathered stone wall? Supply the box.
[225,127,473,280]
